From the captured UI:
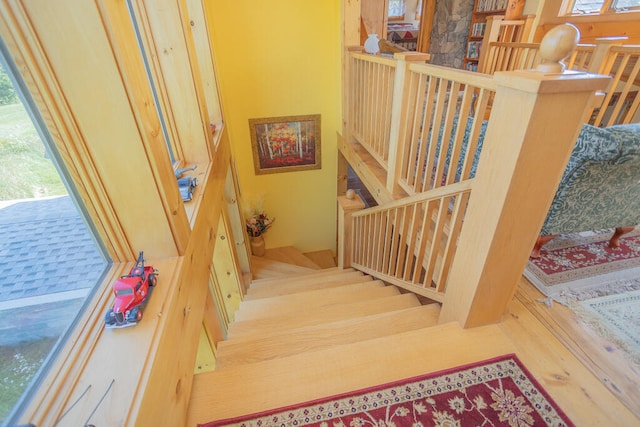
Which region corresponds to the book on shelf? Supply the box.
[476,0,507,12]
[467,41,482,59]
[471,22,486,37]
[466,63,479,72]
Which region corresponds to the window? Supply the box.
[566,0,640,14]
[126,0,176,164]
[0,48,108,423]
[389,0,406,20]
[0,1,227,423]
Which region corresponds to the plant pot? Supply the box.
[250,235,266,256]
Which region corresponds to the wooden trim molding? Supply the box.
[128,0,215,165]
[535,15,640,43]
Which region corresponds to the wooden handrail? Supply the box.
[353,180,472,216]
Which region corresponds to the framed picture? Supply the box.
[249,114,321,175]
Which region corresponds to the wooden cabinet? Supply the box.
[464,0,509,71]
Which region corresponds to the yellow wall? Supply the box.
[207,1,341,253]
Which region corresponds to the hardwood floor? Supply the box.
[516,276,640,419]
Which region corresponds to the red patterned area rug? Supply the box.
[199,354,574,427]
[524,229,640,305]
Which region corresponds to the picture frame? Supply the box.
[249,114,321,175]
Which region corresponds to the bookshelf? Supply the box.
[464,0,512,71]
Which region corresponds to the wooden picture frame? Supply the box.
[249,114,321,175]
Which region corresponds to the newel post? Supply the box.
[343,46,365,148]
[337,190,365,268]
[439,25,610,327]
[386,52,429,196]
[587,36,627,74]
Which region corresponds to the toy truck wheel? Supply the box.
[104,309,115,326]
[148,273,157,287]
[128,307,143,322]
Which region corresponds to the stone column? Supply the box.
[429,0,474,68]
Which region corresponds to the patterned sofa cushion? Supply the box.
[541,123,640,235]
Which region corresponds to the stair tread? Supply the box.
[302,250,337,268]
[220,303,440,359]
[263,246,322,269]
[228,293,423,339]
[217,305,439,368]
[234,283,399,322]
[249,267,350,287]
[244,271,371,300]
[187,322,511,425]
[250,256,316,280]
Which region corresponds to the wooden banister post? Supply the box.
[587,36,627,74]
[439,25,610,328]
[343,46,364,148]
[337,191,366,268]
[386,51,429,196]
[520,14,536,43]
[476,16,505,73]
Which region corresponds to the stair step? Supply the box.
[216,305,440,368]
[264,246,322,269]
[234,282,398,322]
[250,256,316,280]
[187,322,511,425]
[303,250,337,268]
[228,293,424,340]
[244,271,371,300]
[249,267,350,288]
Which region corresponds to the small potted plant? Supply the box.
[245,211,274,256]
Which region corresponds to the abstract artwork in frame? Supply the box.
[249,114,321,175]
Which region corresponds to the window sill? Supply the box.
[18,125,230,426]
[18,257,178,425]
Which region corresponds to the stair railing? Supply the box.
[340,26,610,327]
[346,49,496,199]
[348,181,471,302]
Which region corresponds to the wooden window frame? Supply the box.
[0,1,230,425]
[561,0,640,16]
[388,0,406,21]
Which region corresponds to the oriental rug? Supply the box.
[200,354,574,427]
[523,229,640,305]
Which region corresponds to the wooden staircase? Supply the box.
[187,248,450,424]
[185,248,638,426]
[223,252,442,367]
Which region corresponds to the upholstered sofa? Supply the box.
[531,123,640,257]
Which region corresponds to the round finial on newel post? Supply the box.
[535,24,580,73]
[346,189,356,200]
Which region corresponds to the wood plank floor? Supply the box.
[187,276,640,426]
[517,276,640,419]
